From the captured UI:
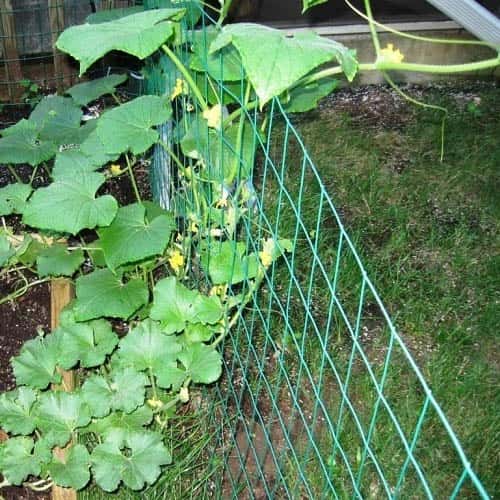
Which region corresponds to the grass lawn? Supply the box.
[258,81,499,497]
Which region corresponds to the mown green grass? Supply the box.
[247,82,499,497]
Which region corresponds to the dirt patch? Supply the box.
[0,280,50,393]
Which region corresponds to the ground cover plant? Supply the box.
[0,0,498,496]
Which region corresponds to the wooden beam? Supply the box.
[50,278,77,500]
[48,0,73,90]
[0,0,23,100]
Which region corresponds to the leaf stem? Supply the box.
[0,278,50,306]
[344,0,498,49]
[229,82,251,184]
[161,44,208,111]
[383,71,448,162]
[212,270,265,349]
[125,154,142,203]
[363,0,381,55]
[6,164,22,184]
[154,394,181,415]
[158,140,187,175]
[149,367,158,400]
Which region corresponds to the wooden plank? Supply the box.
[0,0,23,100]
[50,278,77,500]
[48,0,73,90]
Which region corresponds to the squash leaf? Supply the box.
[23,172,118,235]
[67,74,128,106]
[91,431,171,491]
[56,9,185,75]
[0,183,32,216]
[98,202,175,270]
[48,444,91,491]
[74,269,149,321]
[36,244,84,277]
[0,387,38,435]
[150,277,223,334]
[211,24,358,106]
[34,392,92,447]
[97,95,172,155]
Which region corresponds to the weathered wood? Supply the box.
[0,0,23,100]
[50,278,77,500]
[48,0,73,90]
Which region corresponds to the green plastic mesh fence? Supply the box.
[0,0,134,110]
[143,7,490,499]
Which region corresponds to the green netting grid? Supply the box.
[142,6,491,499]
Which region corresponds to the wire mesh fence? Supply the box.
[0,0,134,110]
[143,6,490,499]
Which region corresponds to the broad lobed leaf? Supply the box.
[211,23,357,106]
[98,202,175,270]
[56,9,186,75]
[23,172,118,235]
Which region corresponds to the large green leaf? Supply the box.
[29,96,83,145]
[48,444,91,491]
[150,277,223,334]
[53,312,118,369]
[36,244,84,277]
[85,406,153,445]
[98,203,175,270]
[91,432,171,491]
[0,437,44,485]
[116,319,182,387]
[80,128,120,166]
[81,368,147,417]
[97,95,172,155]
[190,27,243,81]
[34,392,92,447]
[178,343,222,384]
[283,77,338,113]
[74,269,149,321]
[211,24,358,106]
[0,183,32,216]
[0,119,57,165]
[23,172,118,235]
[0,387,37,435]
[67,74,128,106]
[200,241,259,285]
[52,148,105,181]
[56,9,185,75]
[12,335,61,389]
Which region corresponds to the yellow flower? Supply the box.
[259,238,276,268]
[168,250,184,273]
[259,251,273,268]
[110,164,122,176]
[203,104,223,129]
[147,398,164,409]
[170,78,188,101]
[215,197,228,208]
[378,43,404,64]
[189,221,199,234]
[210,284,227,296]
[186,103,194,112]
